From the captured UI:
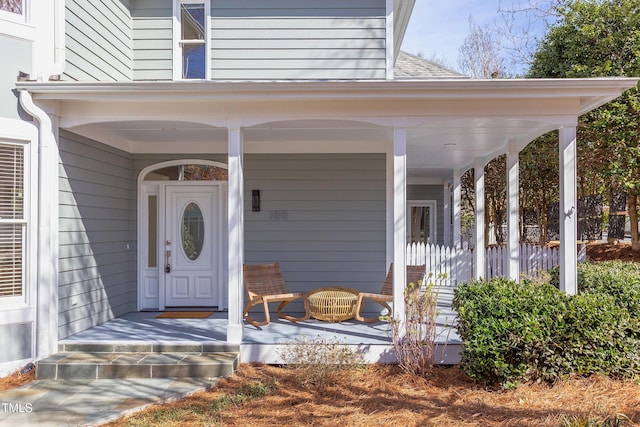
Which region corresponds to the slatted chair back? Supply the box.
[380,264,426,296]
[243,262,288,298]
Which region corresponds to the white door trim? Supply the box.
[137,160,228,311]
[407,199,437,244]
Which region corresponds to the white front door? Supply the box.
[164,185,219,307]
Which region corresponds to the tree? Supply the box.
[528,0,640,250]
[497,0,562,73]
[458,16,506,78]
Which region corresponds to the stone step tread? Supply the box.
[58,342,240,353]
[39,352,238,365]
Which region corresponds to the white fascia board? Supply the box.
[16,78,638,107]
[393,0,416,61]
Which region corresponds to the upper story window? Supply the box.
[174,1,210,80]
[0,0,25,22]
[1,0,35,41]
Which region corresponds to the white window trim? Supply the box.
[0,1,36,41]
[172,0,211,80]
[0,119,37,315]
[407,200,437,244]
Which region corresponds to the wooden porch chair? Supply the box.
[355,263,426,322]
[243,262,310,327]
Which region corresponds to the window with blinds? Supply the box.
[0,143,24,298]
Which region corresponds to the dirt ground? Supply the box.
[107,364,640,427]
[3,242,640,426]
[0,368,34,392]
[586,241,640,262]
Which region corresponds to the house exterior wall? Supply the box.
[132,152,386,312]
[0,36,30,119]
[68,0,388,81]
[58,131,136,338]
[208,0,387,80]
[244,154,387,299]
[131,0,172,81]
[0,34,35,370]
[408,184,445,245]
[64,0,133,81]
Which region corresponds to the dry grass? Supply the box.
[0,368,35,392]
[105,363,640,427]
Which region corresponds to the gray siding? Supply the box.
[0,36,31,119]
[129,0,387,81]
[211,0,387,80]
[64,0,133,81]
[244,154,387,296]
[131,0,173,80]
[58,131,136,338]
[408,185,445,245]
[0,323,32,363]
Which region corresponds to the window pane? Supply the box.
[148,195,157,268]
[0,144,24,220]
[408,206,430,244]
[182,43,206,79]
[144,165,228,181]
[0,223,23,297]
[181,3,205,40]
[182,202,204,261]
[0,0,23,14]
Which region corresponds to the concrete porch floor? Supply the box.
[60,288,462,364]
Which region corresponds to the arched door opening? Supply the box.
[138,160,228,311]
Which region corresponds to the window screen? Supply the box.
[0,143,24,297]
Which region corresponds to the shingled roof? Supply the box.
[394,51,467,79]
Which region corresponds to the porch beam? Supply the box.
[227,126,244,343]
[452,169,462,248]
[507,143,520,281]
[474,159,485,279]
[392,128,407,319]
[559,125,578,295]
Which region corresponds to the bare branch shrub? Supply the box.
[278,335,365,388]
[389,276,445,377]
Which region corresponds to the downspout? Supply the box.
[48,0,65,78]
[18,90,59,359]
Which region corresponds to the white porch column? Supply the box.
[227,126,244,343]
[559,125,578,295]
[474,159,485,279]
[392,128,407,319]
[452,169,462,248]
[507,144,520,282]
[443,180,451,246]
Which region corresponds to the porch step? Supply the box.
[36,343,240,380]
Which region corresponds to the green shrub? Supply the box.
[453,278,567,385]
[550,261,640,317]
[454,269,640,386]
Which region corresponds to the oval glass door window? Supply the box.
[181,202,205,261]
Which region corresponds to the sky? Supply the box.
[400,0,549,74]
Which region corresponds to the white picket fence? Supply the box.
[406,242,587,287]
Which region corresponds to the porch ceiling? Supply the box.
[18,78,637,179]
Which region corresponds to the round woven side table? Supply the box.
[307,287,359,322]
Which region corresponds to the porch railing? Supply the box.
[407,242,587,286]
